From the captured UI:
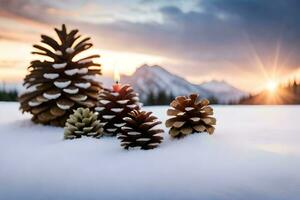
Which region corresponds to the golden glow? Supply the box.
[0,38,167,83]
[0,40,32,82]
[266,80,278,92]
[75,48,166,79]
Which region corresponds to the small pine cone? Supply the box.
[19,24,102,127]
[95,84,140,136]
[166,94,216,138]
[64,108,103,139]
[117,110,163,150]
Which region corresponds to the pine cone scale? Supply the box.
[118,110,163,150]
[64,108,103,139]
[95,85,140,136]
[19,24,102,127]
[166,94,216,138]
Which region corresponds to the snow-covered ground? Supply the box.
[0,102,300,200]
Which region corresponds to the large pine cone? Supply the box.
[95,84,140,136]
[19,24,102,126]
[117,110,163,150]
[64,108,103,139]
[166,94,216,138]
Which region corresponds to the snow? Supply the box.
[114,123,126,127]
[117,100,130,104]
[43,92,61,100]
[122,64,209,101]
[127,104,137,108]
[21,84,41,94]
[127,131,141,135]
[28,100,42,107]
[63,88,79,94]
[70,95,87,102]
[0,103,300,200]
[54,80,71,88]
[95,107,105,111]
[77,68,89,74]
[111,108,124,113]
[52,63,67,69]
[74,82,91,89]
[111,92,119,96]
[102,115,115,119]
[99,100,110,105]
[185,107,194,111]
[64,69,78,76]
[43,73,59,80]
[200,80,247,103]
[65,48,74,54]
[56,102,71,110]
[54,50,63,56]
[107,128,117,132]
[121,64,247,103]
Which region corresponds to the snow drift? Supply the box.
[0,102,300,200]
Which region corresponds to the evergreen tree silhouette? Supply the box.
[0,89,18,101]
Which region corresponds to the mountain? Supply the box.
[199,80,247,103]
[121,64,247,104]
[2,64,247,104]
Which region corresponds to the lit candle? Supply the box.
[113,66,121,92]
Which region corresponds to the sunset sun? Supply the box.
[266,80,278,92]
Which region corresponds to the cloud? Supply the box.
[0,0,300,90]
[0,0,51,23]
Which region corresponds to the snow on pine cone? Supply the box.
[64,108,103,139]
[95,85,140,136]
[19,24,102,127]
[166,93,216,138]
[117,110,163,150]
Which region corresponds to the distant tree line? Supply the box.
[0,89,18,101]
[144,90,175,105]
[239,79,300,105]
[144,90,219,105]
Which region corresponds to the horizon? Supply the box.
[1,0,300,93]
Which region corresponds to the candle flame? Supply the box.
[114,66,120,83]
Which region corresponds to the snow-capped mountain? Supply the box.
[121,64,247,103]
[2,64,247,104]
[199,80,247,103]
[121,64,210,101]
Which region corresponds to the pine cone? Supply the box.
[117,110,163,150]
[166,94,216,138]
[64,108,103,139]
[95,84,140,136]
[19,24,102,127]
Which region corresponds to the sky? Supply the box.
[0,0,300,92]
